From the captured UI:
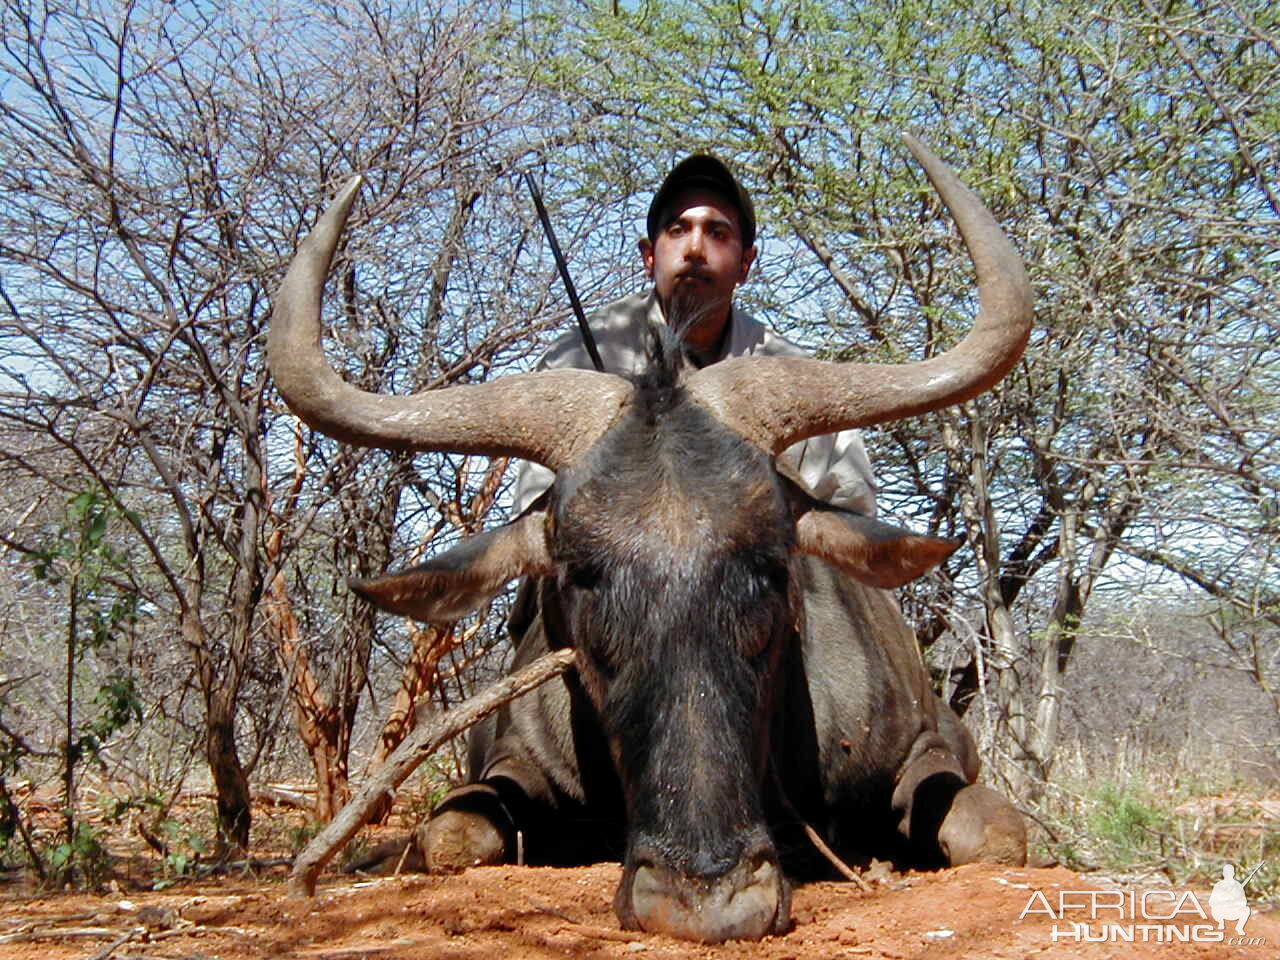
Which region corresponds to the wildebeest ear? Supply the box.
[350,508,553,622]
[777,470,959,588]
[794,504,960,588]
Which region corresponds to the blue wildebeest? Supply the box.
[269,135,1032,943]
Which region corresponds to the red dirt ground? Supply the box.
[3,861,1276,959]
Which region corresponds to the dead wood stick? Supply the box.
[392,836,413,876]
[195,857,293,878]
[86,926,141,960]
[770,763,872,892]
[8,911,97,928]
[1,921,37,937]
[288,647,576,897]
[553,924,646,943]
[251,784,313,808]
[0,927,120,944]
[150,925,217,940]
[798,819,872,892]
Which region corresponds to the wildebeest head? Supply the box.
[269,135,1033,942]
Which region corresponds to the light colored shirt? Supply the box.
[512,291,877,516]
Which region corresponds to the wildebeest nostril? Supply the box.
[626,854,785,943]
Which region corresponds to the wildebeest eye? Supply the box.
[738,551,790,605]
[566,563,601,590]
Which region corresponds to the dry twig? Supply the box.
[86,926,141,960]
[289,648,576,896]
[771,764,873,891]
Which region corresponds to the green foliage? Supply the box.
[48,490,144,747]
[1041,756,1280,908]
[1088,781,1171,861]
[83,675,145,755]
[288,821,322,855]
[154,815,211,886]
[47,823,112,889]
[0,736,23,777]
[33,492,136,589]
[3,489,144,887]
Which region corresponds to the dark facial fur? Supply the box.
[550,328,796,883]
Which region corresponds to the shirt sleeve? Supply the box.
[748,322,877,516]
[511,343,563,513]
[778,427,878,517]
[512,459,555,515]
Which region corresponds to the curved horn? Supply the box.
[686,134,1033,453]
[268,176,630,469]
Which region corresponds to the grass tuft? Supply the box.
[1031,750,1279,911]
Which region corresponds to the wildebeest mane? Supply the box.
[626,295,730,420]
[627,321,684,422]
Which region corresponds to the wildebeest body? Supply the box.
[270,135,1033,941]
[404,342,1016,943]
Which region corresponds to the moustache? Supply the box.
[673,267,713,283]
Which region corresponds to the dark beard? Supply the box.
[660,287,730,356]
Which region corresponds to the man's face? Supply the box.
[640,188,756,335]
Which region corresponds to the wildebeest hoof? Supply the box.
[420,784,512,872]
[938,783,1027,866]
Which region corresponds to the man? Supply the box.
[514,153,876,517]
[1209,863,1251,936]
